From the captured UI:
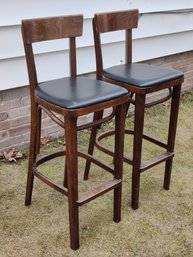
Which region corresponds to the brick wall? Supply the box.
[1,50,193,155]
[143,51,193,92]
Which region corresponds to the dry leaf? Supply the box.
[3,149,25,162]
[14,151,23,159]
[57,139,66,145]
[162,100,171,107]
[41,136,52,145]
[7,157,16,162]
[3,149,15,161]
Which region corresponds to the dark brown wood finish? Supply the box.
[94,9,138,33]
[85,9,184,210]
[22,15,129,250]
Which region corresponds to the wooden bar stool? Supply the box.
[21,15,129,250]
[84,9,184,210]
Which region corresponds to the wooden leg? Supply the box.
[113,103,127,222]
[25,104,38,206]
[36,106,42,154]
[164,159,173,190]
[83,111,102,180]
[65,117,79,250]
[63,161,67,188]
[131,94,145,210]
[164,85,181,190]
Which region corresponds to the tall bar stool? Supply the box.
[21,15,129,250]
[84,9,184,210]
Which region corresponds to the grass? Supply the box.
[0,91,193,257]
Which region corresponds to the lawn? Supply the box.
[0,91,193,257]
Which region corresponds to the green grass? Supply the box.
[0,91,193,257]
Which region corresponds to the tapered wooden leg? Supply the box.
[25,104,38,206]
[131,94,145,210]
[164,159,173,190]
[164,84,181,190]
[113,103,127,222]
[83,111,102,180]
[65,117,79,250]
[63,161,67,188]
[36,106,42,154]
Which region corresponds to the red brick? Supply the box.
[22,132,30,142]
[0,112,8,122]
[0,135,23,150]
[10,115,30,127]
[0,130,8,140]
[8,106,30,119]
[0,120,10,131]
[9,124,30,137]
[2,86,29,101]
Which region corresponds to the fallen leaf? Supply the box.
[3,149,15,161]
[41,136,52,145]
[162,100,171,107]
[3,149,25,162]
[14,151,23,159]
[8,157,16,162]
[57,139,66,145]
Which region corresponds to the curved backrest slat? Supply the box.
[94,9,139,33]
[22,15,83,43]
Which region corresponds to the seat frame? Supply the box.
[84,9,184,210]
[22,15,128,250]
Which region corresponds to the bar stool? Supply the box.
[21,15,129,250]
[84,9,184,210]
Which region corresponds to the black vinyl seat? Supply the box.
[36,77,127,109]
[104,63,184,88]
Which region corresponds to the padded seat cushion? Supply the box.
[104,63,184,88]
[35,77,127,109]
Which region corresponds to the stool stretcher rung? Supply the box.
[34,168,68,196]
[140,151,174,172]
[77,179,121,206]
